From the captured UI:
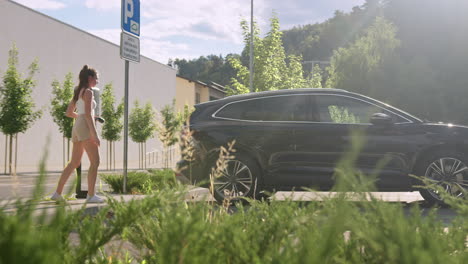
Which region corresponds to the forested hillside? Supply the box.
[172,0,468,124]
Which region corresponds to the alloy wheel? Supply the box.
[424,157,468,200]
[211,159,254,200]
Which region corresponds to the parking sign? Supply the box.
[121,0,140,37]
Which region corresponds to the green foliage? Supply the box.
[178,104,194,126]
[101,83,124,142]
[50,72,74,139]
[100,169,178,194]
[0,140,164,264]
[129,100,156,143]
[329,105,361,124]
[282,3,381,65]
[1,146,467,263]
[171,54,238,87]
[325,16,400,96]
[228,14,310,95]
[310,64,323,88]
[0,44,42,135]
[156,100,182,148]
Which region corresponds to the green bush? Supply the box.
[2,138,466,263]
[3,178,467,263]
[100,169,178,194]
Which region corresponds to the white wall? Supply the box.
[0,0,176,173]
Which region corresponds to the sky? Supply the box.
[13,0,365,64]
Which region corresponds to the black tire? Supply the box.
[207,154,264,203]
[415,150,467,206]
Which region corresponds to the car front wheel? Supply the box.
[417,152,467,205]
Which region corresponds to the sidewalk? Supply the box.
[0,171,426,217]
[0,188,214,217]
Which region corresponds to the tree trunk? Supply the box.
[9,134,13,175]
[111,140,113,171]
[14,134,18,175]
[106,140,109,170]
[67,138,70,162]
[63,137,65,167]
[111,141,115,170]
[164,147,166,169]
[4,134,8,175]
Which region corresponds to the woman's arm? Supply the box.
[65,99,78,118]
[83,89,100,146]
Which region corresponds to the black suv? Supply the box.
[177,88,468,204]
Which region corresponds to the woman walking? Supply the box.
[51,65,103,203]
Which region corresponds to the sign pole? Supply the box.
[123,60,129,193]
[121,0,140,193]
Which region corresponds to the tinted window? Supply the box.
[216,99,260,120]
[216,95,313,122]
[262,96,310,121]
[315,95,406,124]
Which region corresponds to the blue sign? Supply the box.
[121,0,140,37]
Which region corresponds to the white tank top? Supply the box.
[76,91,96,115]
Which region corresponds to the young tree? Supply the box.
[310,64,323,88]
[101,83,124,171]
[156,100,182,169]
[227,14,310,95]
[50,72,74,167]
[178,104,195,181]
[0,44,42,175]
[129,100,156,169]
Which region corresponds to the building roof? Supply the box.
[176,75,226,94]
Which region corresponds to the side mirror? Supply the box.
[370,113,393,126]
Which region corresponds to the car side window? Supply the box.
[215,95,313,122]
[261,96,310,121]
[315,95,401,124]
[215,99,259,120]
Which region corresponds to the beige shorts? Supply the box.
[72,115,91,142]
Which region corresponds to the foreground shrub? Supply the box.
[2,184,467,263]
[100,169,178,194]
[2,137,466,263]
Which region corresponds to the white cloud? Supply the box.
[84,0,120,10]
[84,0,365,62]
[139,0,258,44]
[14,0,66,10]
[87,28,191,63]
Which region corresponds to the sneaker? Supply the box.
[86,195,105,203]
[50,192,65,202]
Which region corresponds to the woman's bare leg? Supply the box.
[56,141,84,194]
[83,140,100,196]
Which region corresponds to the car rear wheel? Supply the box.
[208,156,263,203]
[417,152,467,205]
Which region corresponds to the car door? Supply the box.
[293,93,414,190]
[213,96,298,185]
[257,95,313,188]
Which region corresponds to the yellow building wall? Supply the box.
[175,76,196,112]
[196,83,210,103]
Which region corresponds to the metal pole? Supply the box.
[249,0,254,93]
[75,164,87,198]
[123,60,129,193]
